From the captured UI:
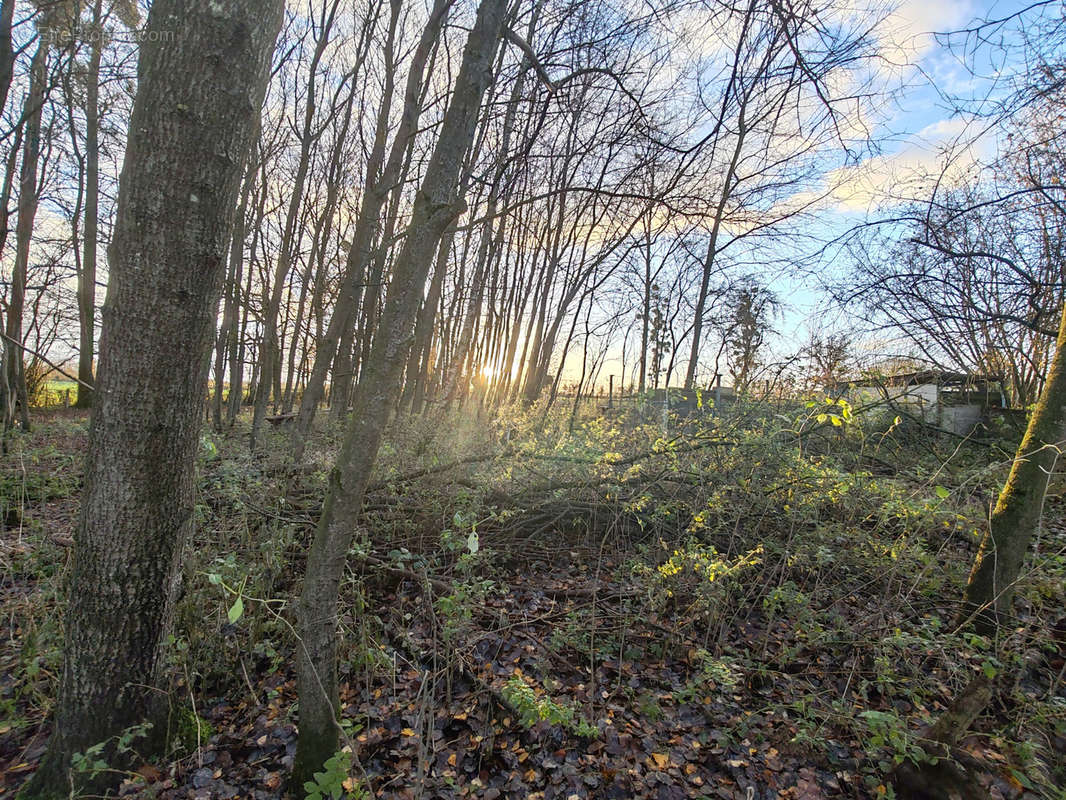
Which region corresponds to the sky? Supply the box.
[760,0,1045,365]
[11,0,1058,392]
[580,0,1058,391]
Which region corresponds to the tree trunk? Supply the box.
[962,298,1066,635]
[213,138,257,430]
[0,0,15,120]
[250,0,339,450]
[684,111,746,389]
[21,2,281,796]
[439,64,517,406]
[404,226,455,413]
[229,156,271,424]
[74,0,104,407]
[292,0,447,455]
[3,37,46,432]
[292,0,509,781]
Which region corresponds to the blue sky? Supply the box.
[762,0,1054,361]
[584,0,1053,388]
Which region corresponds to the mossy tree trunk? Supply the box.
[963,298,1066,635]
[21,2,282,796]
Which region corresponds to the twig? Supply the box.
[367,451,504,492]
[0,330,95,391]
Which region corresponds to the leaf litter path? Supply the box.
[3,549,1036,800]
[95,557,879,800]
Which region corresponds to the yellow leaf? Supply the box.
[402,727,416,737]
[651,753,669,769]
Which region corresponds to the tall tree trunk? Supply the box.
[22,2,281,795]
[3,38,46,432]
[292,0,446,456]
[638,216,651,395]
[439,57,520,407]
[250,0,339,450]
[0,0,15,120]
[404,226,455,413]
[0,119,19,431]
[214,136,257,430]
[962,299,1066,634]
[229,156,271,423]
[282,242,316,412]
[292,0,509,780]
[0,118,20,258]
[76,0,104,408]
[684,110,746,390]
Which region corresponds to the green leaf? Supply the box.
[227,596,244,623]
[1008,767,1035,790]
[934,485,950,499]
[207,572,222,585]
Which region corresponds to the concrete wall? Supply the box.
[848,384,939,423]
[939,404,983,436]
[846,383,987,434]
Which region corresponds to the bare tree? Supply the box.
[0,0,15,122]
[290,0,451,459]
[293,0,510,779]
[249,0,343,451]
[3,28,47,432]
[21,1,282,794]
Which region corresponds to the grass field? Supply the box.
[36,380,78,407]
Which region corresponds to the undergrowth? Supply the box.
[1,399,1063,797]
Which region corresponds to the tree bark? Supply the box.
[0,0,14,121]
[962,298,1066,635]
[76,0,104,408]
[3,37,46,432]
[21,1,281,796]
[292,0,509,781]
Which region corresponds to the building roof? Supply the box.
[843,370,999,389]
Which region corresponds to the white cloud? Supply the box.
[875,0,974,75]
[771,114,995,216]
[823,115,992,211]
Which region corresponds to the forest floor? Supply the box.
[1,404,1064,800]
